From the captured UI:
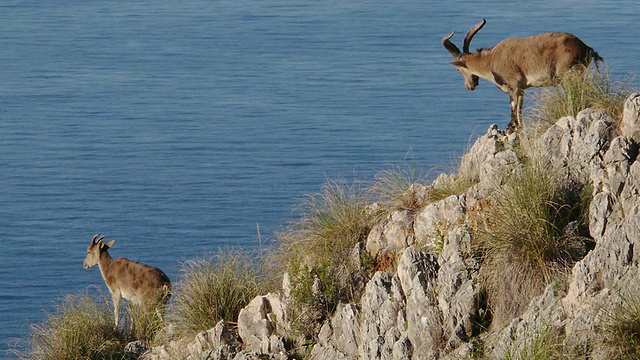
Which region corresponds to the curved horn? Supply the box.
[442,31,461,58]
[463,19,486,54]
[92,234,105,244]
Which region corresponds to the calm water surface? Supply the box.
[1,0,639,354]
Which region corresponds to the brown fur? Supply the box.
[443,19,602,133]
[83,234,171,327]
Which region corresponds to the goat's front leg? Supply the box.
[507,89,524,134]
[112,294,121,328]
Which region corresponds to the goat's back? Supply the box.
[490,32,594,86]
[107,257,172,305]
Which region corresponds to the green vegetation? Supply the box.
[13,65,636,358]
[275,178,377,338]
[10,291,128,360]
[122,300,166,345]
[601,293,640,359]
[502,321,564,360]
[526,66,634,131]
[12,250,272,359]
[167,249,273,338]
[476,158,591,328]
[427,169,478,203]
[370,162,429,212]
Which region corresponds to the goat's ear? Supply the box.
[450,60,467,68]
[105,240,116,249]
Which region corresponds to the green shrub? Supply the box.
[424,148,481,204]
[276,178,376,337]
[370,162,429,212]
[122,300,166,345]
[427,170,478,202]
[526,66,634,131]
[477,159,591,328]
[10,290,127,360]
[167,249,272,338]
[602,293,640,359]
[503,321,564,360]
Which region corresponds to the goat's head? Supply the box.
[83,234,115,269]
[442,19,486,91]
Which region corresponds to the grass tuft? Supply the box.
[526,66,635,131]
[122,300,166,345]
[503,321,564,360]
[370,163,429,212]
[167,249,272,339]
[601,293,640,359]
[10,290,127,360]
[477,159,592,328]
[427,170,478,202]
[276,178,377,338]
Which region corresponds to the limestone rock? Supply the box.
[413,195,466,252]
[358,271,405,359]
[237,295,286,355]
[311,304,361,359]
[187,321,240,359]
[404,250,443,358]
[310,248,447,360]
[124,341,148,358]
[436,226,477,350]
[147,98,640,360]
[237,296,273,352]
[484,285,566,358]
[366,209,415,258]
[459,123,518,198]
[141,344,173,360]
[620,92,640,140]
[458,124,510,178]
[570,110,614,182]
[485,97,640,358]
[232,351,286,360]
[537,109,615,183]
[538,115,574,171]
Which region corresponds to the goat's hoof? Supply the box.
[506,124,518,135]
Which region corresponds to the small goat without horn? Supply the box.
[83,234,171,328]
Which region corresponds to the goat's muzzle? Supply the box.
[466,75,479,91]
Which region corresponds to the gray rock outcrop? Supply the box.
[144,94,640,359]
[305,95,640,359]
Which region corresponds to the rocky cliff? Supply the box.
[141,93,640,360]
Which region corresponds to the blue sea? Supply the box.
[1,0,639,355]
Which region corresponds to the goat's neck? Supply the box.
[465,51,496,82]
[98,251,115,280]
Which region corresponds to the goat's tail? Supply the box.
[590,48,604,70]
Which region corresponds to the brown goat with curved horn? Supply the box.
[443,19,603,133]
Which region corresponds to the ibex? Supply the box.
[443,19,602,132]
[83,234,172,327]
